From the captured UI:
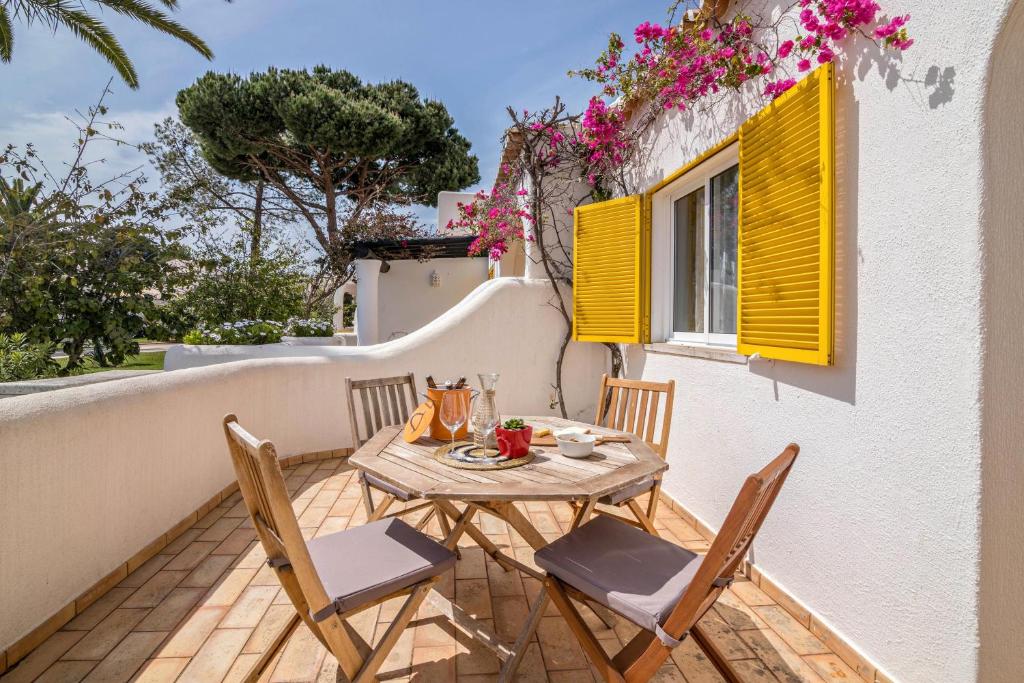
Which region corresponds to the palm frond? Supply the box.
[0,5,13,62]
[0,0,214,87]
[47,3,140,88]
[94,0,213,60]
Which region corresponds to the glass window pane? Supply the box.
[709,164,739,334]
[673,187,705,334]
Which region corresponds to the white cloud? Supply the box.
[0,104,173,189]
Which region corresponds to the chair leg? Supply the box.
[433,503,461,559]
[415,506,435,530]
[691,622,744,683]
[570,498,597,530]
[318,614,369,682]
[436,503,453,536]
[368,492,396,522]
[353,580,436,683]
[239,611,299,682]
[546,578,625,682]
[646,480,663,522]
[497,585,550,682]
[581,599,616,629]
[359,475,375,519]
[443,503,479,550]
[626,499,659,535]
[435,500,512,571]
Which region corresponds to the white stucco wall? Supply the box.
[603,2,1018,681]
[0,278,606,652]
[376,257,489,342]
[436,191,478,235]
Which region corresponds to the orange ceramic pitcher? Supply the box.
[426,387,472,440]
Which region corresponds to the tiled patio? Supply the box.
[1,457,863,683]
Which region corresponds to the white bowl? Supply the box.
[554,427,589,439]
[556,433,597,458]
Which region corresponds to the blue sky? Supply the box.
[0,0,669,225]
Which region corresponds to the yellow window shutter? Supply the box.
[737,63,834,365]
[573,195,646,344]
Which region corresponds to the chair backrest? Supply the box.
[594,374,675,458]
[660,444,799,641]
[345,373,419,449]
[221,415,335,623]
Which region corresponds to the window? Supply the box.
[659,152,739,347]
[576,64,832,359]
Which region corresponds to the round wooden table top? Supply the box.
[349,416,667,502]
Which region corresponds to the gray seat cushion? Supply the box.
[361,471,415,502]
[534,515,702,634]
[306,517,456,621]
[598,477,655,505]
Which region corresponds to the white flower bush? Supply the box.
[284,318,334,337]
[183,320,284,345]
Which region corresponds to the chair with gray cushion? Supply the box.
[345,373,452,538]
[585,374,675,535]
[500,444,799,683]
[223,415,456,682]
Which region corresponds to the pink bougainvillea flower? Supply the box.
[764,78,797,99]
[562,1,912,194]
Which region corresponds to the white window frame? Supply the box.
[650,143,740,348]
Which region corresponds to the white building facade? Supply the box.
[541,2,1024,681]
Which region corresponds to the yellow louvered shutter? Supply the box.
[573,195,646,343]
[737,64,834,365]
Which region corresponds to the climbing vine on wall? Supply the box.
[452,0,914,416]
[572,0,914,190]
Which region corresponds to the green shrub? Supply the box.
[342,300,356,328]
[183,320,284,345]
[502,417,526,430]
[0,333,58,382]
[284,318,333,337]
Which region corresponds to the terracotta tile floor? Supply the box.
[2,457,864,682]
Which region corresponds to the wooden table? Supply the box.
[350,416,666,570]
[349,416,668,678]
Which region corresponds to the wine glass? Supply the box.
[439,390,468,451]
[471,384,500,457]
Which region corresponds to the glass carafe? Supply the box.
[471,373,500,454]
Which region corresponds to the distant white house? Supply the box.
[348,234,489,345]
[344,191,490,345]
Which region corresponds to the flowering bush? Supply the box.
[571,0,914,180]
[445,164,534,260]
[183,320,284,345]
[284,318,334,337]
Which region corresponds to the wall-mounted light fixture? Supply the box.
[430,270,441,288]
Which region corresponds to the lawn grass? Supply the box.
[61,351,165,374]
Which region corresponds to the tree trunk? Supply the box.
[61,338,85,374]
[92,338,109,367]
[250,180,264,264]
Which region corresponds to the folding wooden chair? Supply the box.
[222,415,456,682]
[501,444,800,683]
[345,373,452,538]
[588,374,675,535]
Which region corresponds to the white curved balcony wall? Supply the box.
[0,278,606,652]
